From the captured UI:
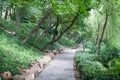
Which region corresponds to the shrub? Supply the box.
[106,58,120,80]
[75,51,107,80]
[85,41,98,54]
[100,43,120,64]
[59,37,76,47]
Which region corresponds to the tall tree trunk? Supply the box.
[4,8,8,20]
[22,17,47,44]
[16,0,22,27]
[0,10,2,19]
[96,20,100,45]
[52,17,60,41]
[98,0,109,59]
[75,36,82,44]
[109,25,112,41]
[70,32,77,39]
[0,5,3,19]
[39,15,54,42]
[22,10,52,44]
[105,29,108,43]
[42,13,79,50]
[16,7,20,27]
[33,29,39,44]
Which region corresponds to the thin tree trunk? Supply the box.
[16,0,22,27]
[33,29,39,44]
[0,6,3,19]
[22,10,53,44]
[0,11,2,19]
[96,20,100,45]
[42,13,79,50]
[4,8,8,20]
[105,29,108,43]
[69,33,76,39]
[16,7,20,27]
[52,17,60,41]
[22,17,47,44]
[40,23,56,42]
[98,0,109,59]
[109,25,112,41]
[75,36,82,44]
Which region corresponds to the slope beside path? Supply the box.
[35,49,80,80]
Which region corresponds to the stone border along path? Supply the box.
[35,48,81,80]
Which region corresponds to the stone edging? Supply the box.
[13,52,57,80]
[0,48,64,80]
[74,59,82,80]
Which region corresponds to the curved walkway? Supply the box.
[35,49,80,80]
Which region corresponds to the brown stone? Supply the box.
[13,75,26,80]
[20,69,30,74]
[13,52,56,80]
[48,52,55,59]
[29,63,41,73]
[0,71,13,80]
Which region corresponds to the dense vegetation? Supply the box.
[0,19,75,75]
[75,43,120,80]
[0,0,120,79]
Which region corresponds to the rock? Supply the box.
[48,52,55,59]
[13,73,34,80]
[20,69,30,74]
[13,50,57,80]
[43,55,52,63]
[53,50,60,54]
[29,63,42,73]
[13,75,26,80]
[0,71,13,80]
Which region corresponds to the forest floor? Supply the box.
[35,48,81,80]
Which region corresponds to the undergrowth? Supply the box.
[0,32,43,75]
[75,42,120,80]
[0,19,76,50]
[0,19,76,75]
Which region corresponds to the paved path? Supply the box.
[35,49,79,80]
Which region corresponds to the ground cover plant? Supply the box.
[0,32,43,75]
[75,42,120,80]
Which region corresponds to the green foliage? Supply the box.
[54,42,64,49]
[0,19,76,51]
[0,32,43,75]
[0,19,36,39]
[86,41,98,53]
[75,51,107,80]
[86,41,120,64]
[75,47,120,80]
[59,37,76,47]
[108,58,120,79]
[99,43,120,63]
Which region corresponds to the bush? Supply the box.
[85,41,98,54]
[59,37,76,47]
[75,51,107,80]
[106,58,120,80]
[75,40,120,80]
[100,43,120,64]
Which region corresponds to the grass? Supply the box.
[0,19,76,50]
[0,32,43,75]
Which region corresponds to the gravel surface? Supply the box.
[35,49,80,80]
